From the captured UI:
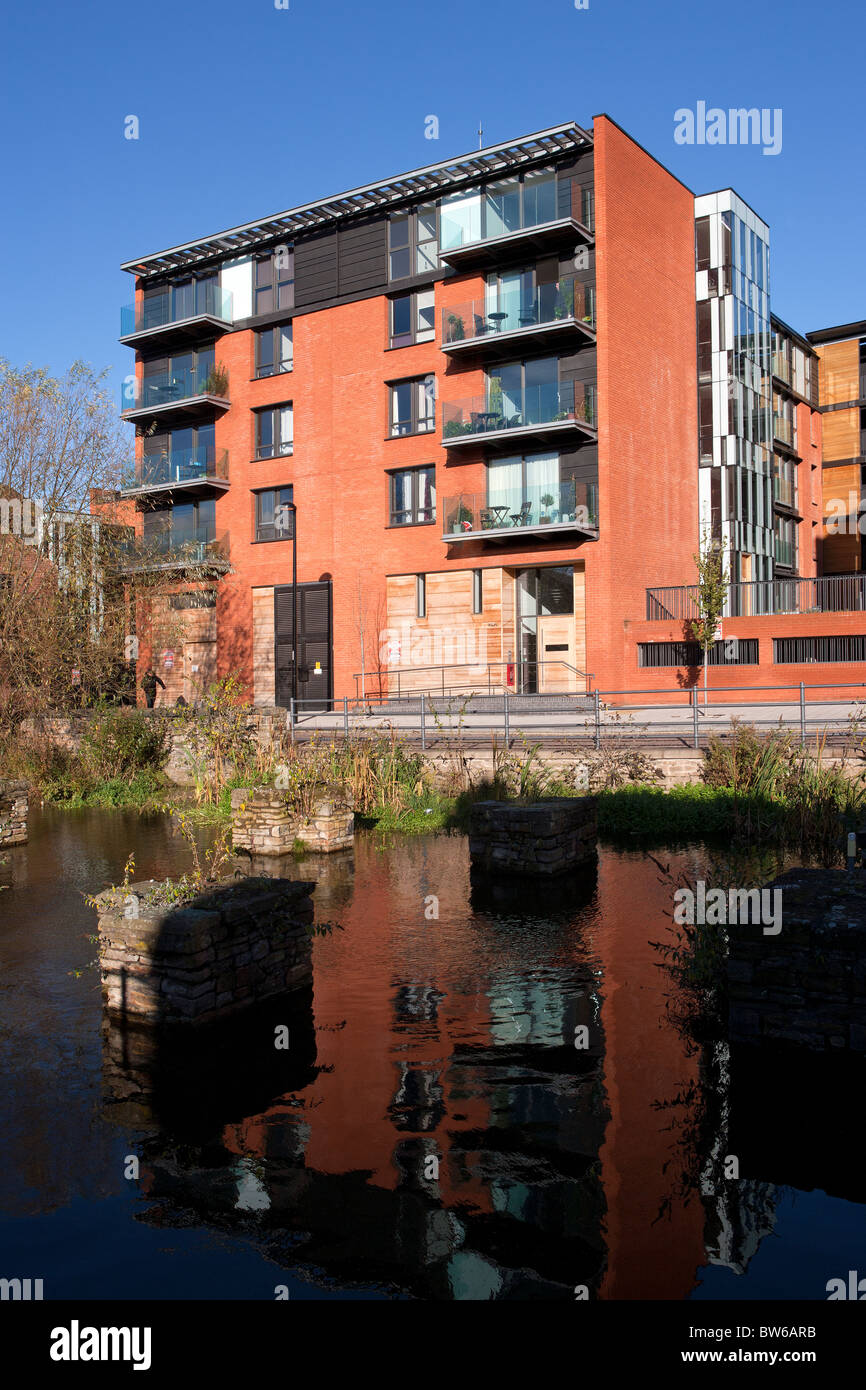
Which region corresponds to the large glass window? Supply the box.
[389,376,435,436]
[389,466,435,525]
[255,323,293,377]
[255,403,293,458]
[388,205,438,280]
[254,249,294,314]
[389,290,434,348]
[255,486,294,542]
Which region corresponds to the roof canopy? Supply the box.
[121,122,592,279]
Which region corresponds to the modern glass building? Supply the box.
[694,190,774,601]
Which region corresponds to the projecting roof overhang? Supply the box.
[121,122,593,279]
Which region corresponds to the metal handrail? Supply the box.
[352,657,593,700]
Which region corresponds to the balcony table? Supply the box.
[487,312,508,332]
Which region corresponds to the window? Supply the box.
[254,248,294,315]
[416,574,426,618]
[389,375,435,437]
[141,274,223,329]
[388,204,438,280]
[255,404,293,458]
[254,486,294,542]
[389,290,434,348]
[142,497,215,547]
[255,323,293,377]
[169,590,217,610]
[473,569,483,614]
[439,168,556,251]
[141,344,217,405]
[695,216,711,272]
[389,466,435,526]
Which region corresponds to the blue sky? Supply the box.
[1,0,862,400]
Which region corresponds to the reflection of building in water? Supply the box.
[703,1181,779,1276]
[98,837,749,1300]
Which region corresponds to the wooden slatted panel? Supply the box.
[252,587,275,706]
[817,340,860,404]
[822,408,860,462]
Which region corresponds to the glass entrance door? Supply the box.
[515,566,575,693]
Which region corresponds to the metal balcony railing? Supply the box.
[442,381,596,441]
[121,448,229,494]
[442,480,598,537]
[646,573,866,620]
[442,278,595,346]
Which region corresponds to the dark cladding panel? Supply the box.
[338,217,388,296]
[294,228,339,307]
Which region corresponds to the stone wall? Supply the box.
[0,779,28,846]
[469,797,598,876]
[231,783,354,856]
[18,709,866,792]
[94,875,314,1026]
[728,868,866,1052]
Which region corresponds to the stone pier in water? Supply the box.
[231,782,354,856]
[0,780,28,847]
[94,876,315,1026]
[469,797,598,876]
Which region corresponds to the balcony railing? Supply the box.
[121,363,230,414]
[646,573,866,620]
[120,448,229,495]
[773,414,795,447]
[112,530,230,572]
[121,284,233,338]
[443,480,598,539]
[773,473,796,508]
[772,352,792,384]
[442,279,595,349]
[443,381,596,443]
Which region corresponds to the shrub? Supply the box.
[80,706,170,781]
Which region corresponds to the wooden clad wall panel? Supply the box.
[817,341,860,404]
[822,409,860,462]
[252,587,275,705]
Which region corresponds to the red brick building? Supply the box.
[115,118,865,708]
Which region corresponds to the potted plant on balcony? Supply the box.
[446,313,465,342]
[451,502,474,533]
[203,363,229,397]
[539,493,556,524]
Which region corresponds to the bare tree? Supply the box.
[0,360,134,727]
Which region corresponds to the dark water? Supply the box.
[0,806,863,1301]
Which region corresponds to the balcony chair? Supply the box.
[473,314,487,337]
[510,501,533,527]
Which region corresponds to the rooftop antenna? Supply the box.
[478,121,483,149]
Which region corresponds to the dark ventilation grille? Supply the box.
[638,639,759,669]
[774,635,866,664]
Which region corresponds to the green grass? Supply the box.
[598,783,741,838]
[40,769,168,810]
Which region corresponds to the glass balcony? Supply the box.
[120,284,233,346]
[442,381,596,447]
[442,279,595,355]
[773,472,796,508]
[438,178,593,270]
[772,352,792,385]
[774,535,795,569]
[112,530,230,573]
[121,363,230,417]
[773,414,795,447]
[120,448,229,496]
[442,481,598,541]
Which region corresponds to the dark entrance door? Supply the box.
[274,582,332,710]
